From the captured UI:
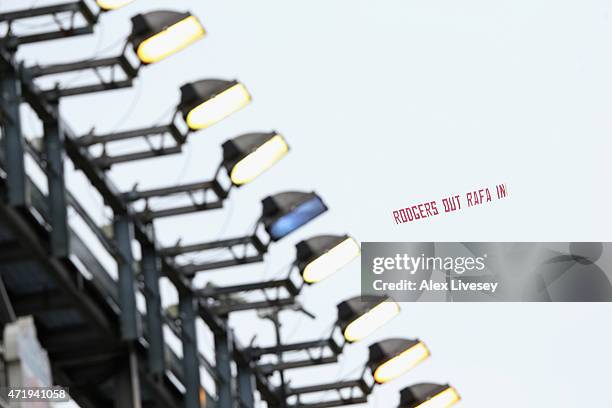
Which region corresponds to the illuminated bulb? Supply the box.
[373,342,430,384]
[137,16,205,64]
[230,135,288,185]
[186,83,251,130]
[97,0,134,10]
[416,388,461,408]
[344,301,400,342]
[303,238,360,283]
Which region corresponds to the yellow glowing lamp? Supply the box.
[180,80,251,130]
[131,11,205,64]
[368,339,430,384]
[400,383,461,408]
[296,235,361,284]
[337,296,400,343]
[97,0,134,10]
[222,132,289,186]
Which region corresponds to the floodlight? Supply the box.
[97,0,135,10]
[222,132,289,186]
[131,11,206,64]
[399,384,461,408]
[368,339,430,384]
[337,295,400,343]
[261,192,328,241]
[180,79,251,130]
[296,235,360,284]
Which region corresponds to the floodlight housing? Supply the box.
[179,79,251,130]
[222,132,289,186]
[399,383,461,408]
[131,11,205,64]
[368,338,430,384]
[261,192,328,241]
[97,0,135,10]
[337,295,400,343]
[296,235,360,284]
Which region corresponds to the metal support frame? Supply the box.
[286,375,372,408]
[43,99,70,257]
[28,44,139,99]
[141,241,165,377]
[127,178,229,222]
[0,1,98,46]
[179,287,203,408]
[200,276,302,315]
[214,318,234,408]
[162,234,268,275]
[82,119,191,170]
[237,361,256,408]
[0,64,28,207]
[1,37,281,408]
[115,347,143,408]
[114,213,141,341]
[250,335,343,375]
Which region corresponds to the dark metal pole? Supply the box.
[114,213,141,341]
[141,240,165,377]
[237,359,256,408]
[0,64,28,207]
[115,347,142,408]
[43,99,70,257]
[179,288,202,408]
[271,311,287,408]
[215,316,234,408]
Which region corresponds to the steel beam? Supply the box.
[115,349,142,408]
[0,65,28,207]
[79,122,186,147]
[141,242,165,377]
[215,321,234,408]
[237,362,255,408]
[43,99,70,257]
[114,214,141,341]
[179,289,202,408]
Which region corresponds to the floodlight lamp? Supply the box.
[131,11,205,64]
[180,79,251,130]
[296,235,360,284]
[261,192,328,241]
[399,383,461,408]
[97,0,135,10]
[337,295,400,343]
[368,339,430,384]
[222,132,289,186]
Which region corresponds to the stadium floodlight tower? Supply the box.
[285,338,430,408]
[79,79,253,169]
[121,131,286,221]
[27,10,205,98]
[161,191,328,276]
[399,383,461,408]
[200,234,360,314]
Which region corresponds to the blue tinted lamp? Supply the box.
[262,192,328,241]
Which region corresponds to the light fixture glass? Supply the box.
[136,15,205,64]
[303,237,360,283]
[230,134,288,185]
[344,300,399,342]
[186,83,251,130]
[415,387,461,408]
[97,0,134,10]
[373,341,430,384]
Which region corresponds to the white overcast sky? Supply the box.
[4,0,612,407]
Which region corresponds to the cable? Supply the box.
[105,80,143,133]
